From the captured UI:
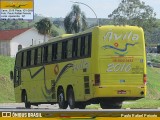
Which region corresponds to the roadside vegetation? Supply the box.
[147,54,160,63]
[0,56,15,102]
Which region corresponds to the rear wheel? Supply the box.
[24,93,31,109]
[57,88,68,109]
[76,102,86,109]
[67,88,75,109]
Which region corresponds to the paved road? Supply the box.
[0,103,59,109]
[0,101,136,109]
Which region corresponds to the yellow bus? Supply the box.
[11,25,147,109]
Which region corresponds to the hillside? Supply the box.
[147,67,160,99]
[0,56,15,102]
[0,75,15,102]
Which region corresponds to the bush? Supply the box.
[151,58,160,63]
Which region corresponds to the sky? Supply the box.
[34,0,160,19]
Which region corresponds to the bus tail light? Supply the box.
[143,74,147,85]
[94,74,100,86]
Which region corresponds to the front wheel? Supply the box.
[57,88,68,109]
[24,93,31,109]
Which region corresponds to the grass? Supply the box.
[0,55,15,76]
[87,104,101,109]
[122,99,160,109]
[146,67,160,99]
[147,54,160,63]
[0,55,15,102]
[0,76,15,102]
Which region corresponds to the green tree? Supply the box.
[64,4,87,33]
[64,14,72,33]
[108,0,157,32]
[50,29,59,37]
[35,18,52,42]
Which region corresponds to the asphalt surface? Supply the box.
[0,103,59,109]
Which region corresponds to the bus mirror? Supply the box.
[10,71,14,80]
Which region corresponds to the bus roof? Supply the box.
[17,25,142,53]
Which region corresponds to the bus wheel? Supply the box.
[67,88,75,109]
[57,88,68,109]
[76,102,86,109]
[24,93,31,109]
[100,101,122,109]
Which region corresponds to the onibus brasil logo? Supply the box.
[102,29,139,56]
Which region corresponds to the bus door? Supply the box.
[14,67,21,87]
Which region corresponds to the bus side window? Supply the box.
[85,34,92,56]
[43,46,48,63]
[67,40,72,58]
[80,36,85,57]
[48,45,52,62]
[52,43,58,61]
[37,48,42,64]
[77,38,81,57]
[34,48,38,65]
[23,52,27,67]
[57,42,62,60]
[85,36,89,56]
[21,52,24,67]
[62,41,68,59]
[26,50,31,66]
[88,34,92,56]
[15,52,21,67]
[72,38,78,58]
[31,50,34,66]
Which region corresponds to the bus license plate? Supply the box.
[117,90,126,94]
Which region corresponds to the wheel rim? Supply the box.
[58,89,68,109]
[68,88,75,109]
[59,93,64,105]
[25,94,27,103]
[69,94,73,105]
